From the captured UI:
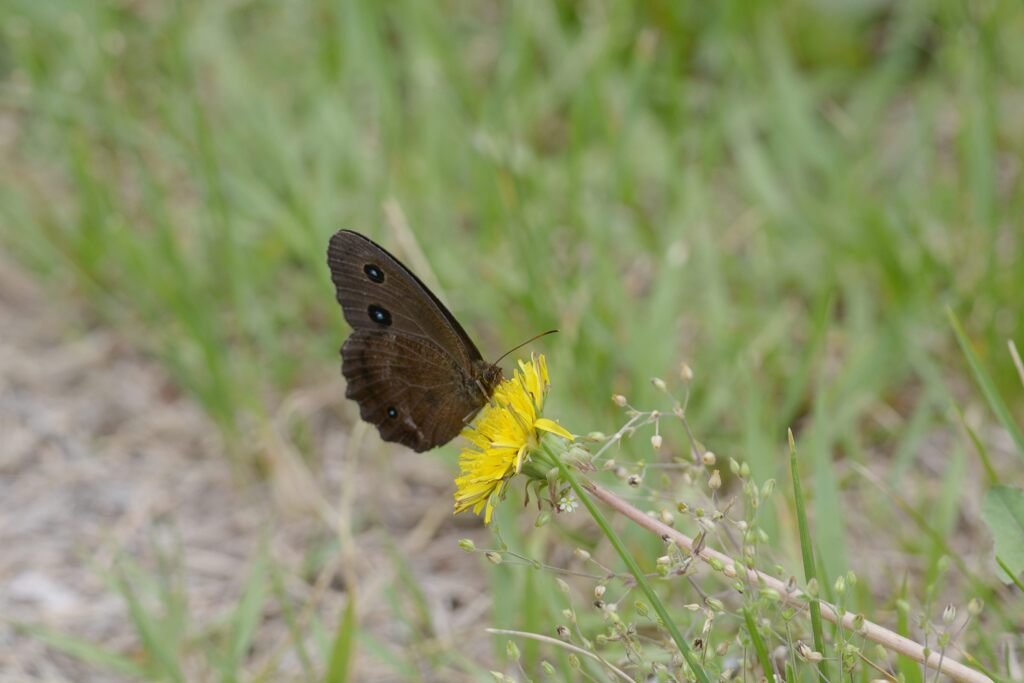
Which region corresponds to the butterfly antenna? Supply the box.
[491,329,559,368]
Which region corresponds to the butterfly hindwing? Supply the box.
[341,331,482,451]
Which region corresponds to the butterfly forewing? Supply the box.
[327,230,483,366]
[327,230,500,451]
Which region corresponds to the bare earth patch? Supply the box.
[0,260,494,682]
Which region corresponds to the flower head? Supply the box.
[454,353,573,523]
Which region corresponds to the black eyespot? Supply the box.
[367,305,392,326]
[364,264,384,283]
[386,406,398,418]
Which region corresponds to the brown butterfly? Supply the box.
[327,230,516,452]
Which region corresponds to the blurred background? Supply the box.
[1,1,1022,681]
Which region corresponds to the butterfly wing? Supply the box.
[327,229,492,451]
[341,331,483,451]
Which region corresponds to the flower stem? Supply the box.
[546,442,712,683]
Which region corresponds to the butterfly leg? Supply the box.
[461,388,493,425]
[474,378,500,409]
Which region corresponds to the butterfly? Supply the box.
[326,230,507,452]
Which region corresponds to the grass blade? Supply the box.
[947,307,1024,459]
[742,606,775,680]
[895,578,924,683]
[15,622,150,679]
[267,555,315,679]
[222,553,268,681]
[116,572,186,683]
[996,557,1024,592]
[322,596,357,683]
[953,403,999,486]
[788,429,828,680]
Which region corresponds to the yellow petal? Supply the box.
[536,353,549,386]
[461,428,490,449]
[535,418,573,441]
[514,444,528,473]
[484,499,494,524]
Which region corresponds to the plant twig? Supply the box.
[486,628,634,682]
[582,480,993,683]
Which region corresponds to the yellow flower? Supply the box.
[454,353,573,524]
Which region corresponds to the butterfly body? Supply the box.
[327,230,502,451]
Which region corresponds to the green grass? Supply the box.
[2,0,1023,680]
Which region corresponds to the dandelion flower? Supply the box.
[454,353,573,523]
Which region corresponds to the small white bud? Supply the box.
[680,362,694,382]
[796,641,823,662]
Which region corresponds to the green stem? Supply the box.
[544,442,711,683]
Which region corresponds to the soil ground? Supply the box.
[0,259,493,682]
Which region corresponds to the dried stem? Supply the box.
[582,480,992,683]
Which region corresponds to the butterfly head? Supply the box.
[485,363,504,389]
[474,329,558,402]
[473,360,504,399]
